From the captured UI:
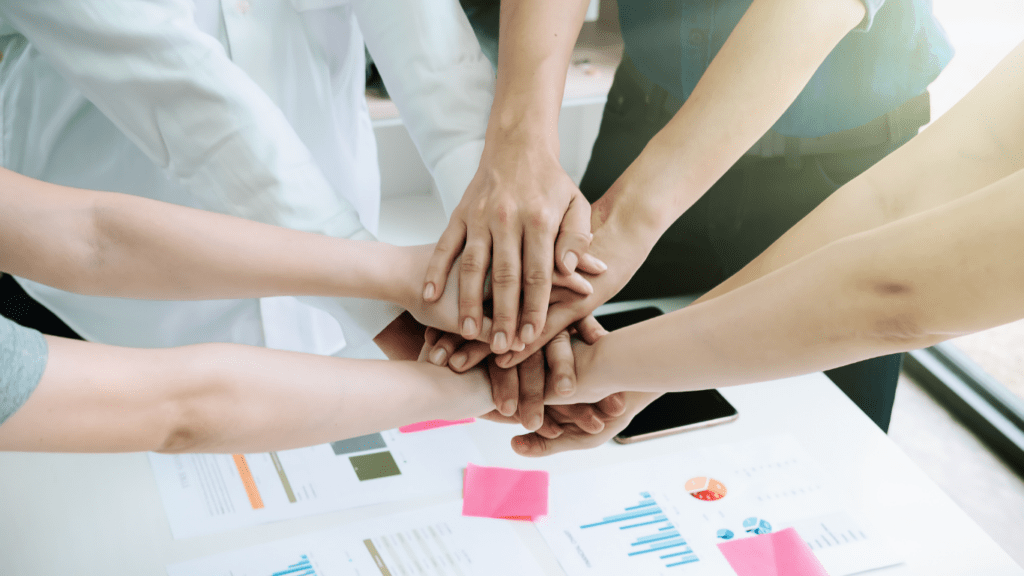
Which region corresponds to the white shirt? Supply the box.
[0,0,492,356]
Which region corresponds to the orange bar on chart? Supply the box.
[232,454,265,510]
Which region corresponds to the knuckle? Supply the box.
[494,201,519,225]
[459,293,481,310]
[460,252,487,275]
[490,261,519,286]
[493,310,518,325]
[560,230,591,247]
[528,207,556,230]
[523,266,551,287]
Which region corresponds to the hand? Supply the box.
[420,149,605,355]
[397,244,597,348]
[423,327,586,432]
[494,205,653,369]
[511,392,662,456]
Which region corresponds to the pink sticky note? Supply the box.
[461,463,548,521]
[399,418,475,433]
[717,528,829,576]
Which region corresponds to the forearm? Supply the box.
[695,39,1024,305]
[0,169,403,304]
[0,337,494,453]
[486,0,590,154]
[596,0,865,242]
[581,169,1024,397]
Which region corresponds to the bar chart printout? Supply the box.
[580,492,699,569]
[272,555,316,576]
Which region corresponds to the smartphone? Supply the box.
[593,307,739,444]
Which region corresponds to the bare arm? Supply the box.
[0,167,468,332]
[570,165,1024,401]
[696,40,1024,306]
[499,0,868,367]
[0,336,494,453]
[423,0,599,353]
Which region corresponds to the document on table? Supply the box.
[535,435,900,576]
[165,501,543,576]
[149,426,482,538]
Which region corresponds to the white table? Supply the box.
[0,371,1019,575]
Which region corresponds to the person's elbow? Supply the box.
[152,344,234,454]
[858,280,947,351]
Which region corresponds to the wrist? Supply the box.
[572,336,613,401]
[431,364,496,419]
[380,244,421,310]
[594,148,702,245]
[484,102,560,159]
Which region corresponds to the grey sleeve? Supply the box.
[0,315,49,427]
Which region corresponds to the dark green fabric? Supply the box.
[580,56,910,431]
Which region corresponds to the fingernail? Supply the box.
[493,331,507,351]
[501,399,517,417]
[512,341,526,352]
[520,324,536,344]
[589,232,594,241]
[581,278,594,294]
[556,378,573,395]
[450,352,467,369]
[429,347,447,366]
[423,282,435,300]
[462,317,476,337]
[591,256,608,272]
[563,251,578,274]
[528,415,543,431]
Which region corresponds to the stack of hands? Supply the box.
[394,150,664,458]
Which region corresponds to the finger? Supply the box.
[534,410,565,439]
[596,392,628,418]
[516,351,547,432]
[477,409,521,424]
[544,403,606,434]
[544,331,577,398]
[552,270,594,296]
[417,338,433,363]
[427,331,464,367]
[423,221,466,302]
[518,215,557,347]
[447,340,493,373]
[572,315,608,345]
[423,327,442,348]
[458,231,491,340]
[488,215,522,353]
[577,252,608,275]
[512,425,606,457]
[497,301,580,368]
[554,193,592,276]
[488,358,519,418]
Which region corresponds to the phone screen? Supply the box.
[594,307,738,441]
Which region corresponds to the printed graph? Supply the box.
[270,554,316,576]
[580,492,699,568]
[331,433,403,481]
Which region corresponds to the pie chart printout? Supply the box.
[685,477,728,501]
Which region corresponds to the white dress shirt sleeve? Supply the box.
[354,0,494,217]
[0,0,402,345]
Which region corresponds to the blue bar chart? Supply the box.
[271,554,316,576]
[580,492,700,569]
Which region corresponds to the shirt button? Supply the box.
[236,0,250,14]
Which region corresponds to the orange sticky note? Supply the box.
[461,463,548,521]
[399,418,475,433]
[717,528,829,576]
